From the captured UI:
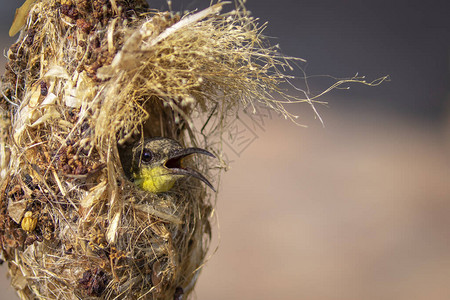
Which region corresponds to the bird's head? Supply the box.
[131,137,215,193]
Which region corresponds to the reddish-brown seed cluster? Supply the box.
[78,268,109,297]
[60,4,79,19]
[57,144,88,175]
[76,18,92,33]
[0,207,25,250]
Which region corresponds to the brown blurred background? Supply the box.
[1,0,449,299]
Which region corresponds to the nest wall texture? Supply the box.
[0,0,314,299]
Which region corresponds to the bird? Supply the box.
[131,137,215,193]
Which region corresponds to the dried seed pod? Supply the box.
[21,211,37,233]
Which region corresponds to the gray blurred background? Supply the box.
[0,0,449,299]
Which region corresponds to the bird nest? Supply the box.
[0,0,387,299]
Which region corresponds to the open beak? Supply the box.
[165,148,216,192]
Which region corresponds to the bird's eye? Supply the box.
[141,149,153,163]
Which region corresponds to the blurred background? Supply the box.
[0,0,449,299]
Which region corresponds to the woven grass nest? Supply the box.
[0,0,387,299]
